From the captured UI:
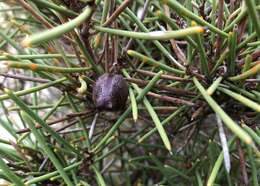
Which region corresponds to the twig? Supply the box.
[126,77,196,96]
[147,91,195,106]
[16,0,53,29]
[136,69,191,82]
[236,140,249,186]
[215,0,224,56]
[0,73,49,83]
[102,0,133,27]
[124,0,150,51]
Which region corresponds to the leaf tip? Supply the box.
[127,50,134,55]
[155,10,162,17]
[197,26,205,33]
[21,37,32,48]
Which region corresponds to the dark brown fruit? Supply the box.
[92,73,129,111]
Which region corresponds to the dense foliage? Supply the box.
[0,0,259,185]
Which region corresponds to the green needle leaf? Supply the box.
[193,77,253,145]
